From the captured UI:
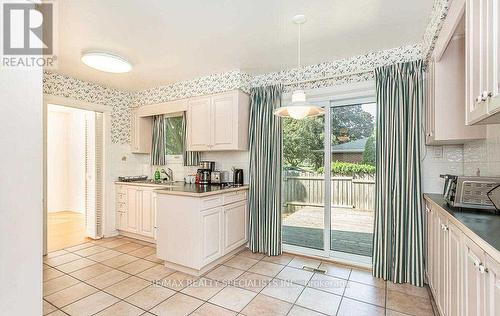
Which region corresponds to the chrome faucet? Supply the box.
[161,168,173,181]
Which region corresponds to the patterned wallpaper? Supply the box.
[422,0,451,62]
[43,44,422,144]
[43,71,133,144]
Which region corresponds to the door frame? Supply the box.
[42,94,110,255]
[281,81,376,267]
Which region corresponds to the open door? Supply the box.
[84,111,103,239]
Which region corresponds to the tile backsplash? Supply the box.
[422,124,500,194]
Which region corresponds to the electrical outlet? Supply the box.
[433,146,443,158]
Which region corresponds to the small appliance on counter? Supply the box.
[199,161,215,171]
[197,169,211,185]
[233,168,244,186]
[441,174,500,211]
[211,171,222,184]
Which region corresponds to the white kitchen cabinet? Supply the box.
[130,108,152,154]
[201,207,223,265]
[223,200,248,254]
[437,211,448,316]
[155,188,249,276]
[485,254,500,316]
[187,97,212,151]
[187,90,250,151]
[426,0,485,144]
[463,235,486,316]
[448,222,462,316]
[115,184,157,241]
[466,0,500,124]
[125,186,140,233]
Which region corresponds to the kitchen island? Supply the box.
[155,184,249,276]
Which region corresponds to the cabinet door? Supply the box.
[201,207,223,265]
[223,201,248,254]
[437,213,449,316]
[431,206,441,296]
[466,0,490,124]
[448,222,462,316]
[125,187,139,233]
[139,190,154,238]
[425,203,435,291]
[485,254,500,316]
[487,0,500,114]
[116,211,127,230]
[187,97,212,151]
[463,236,486,316]
[211,93,235,150]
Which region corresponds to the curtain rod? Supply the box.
[284,69,374,86]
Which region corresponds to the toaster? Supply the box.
[441,175,500,210]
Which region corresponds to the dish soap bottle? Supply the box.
[154,169,161,181]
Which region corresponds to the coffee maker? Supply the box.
[197,161,215,185]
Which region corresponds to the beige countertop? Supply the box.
[115,180,249,197]
[154,184,249,197]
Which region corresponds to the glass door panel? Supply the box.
[282,114,325,250]
[329,103,376,258]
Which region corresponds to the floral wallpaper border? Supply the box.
[422,0,451,62]
[43,43,424,144]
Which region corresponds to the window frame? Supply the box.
[163,113,184,163]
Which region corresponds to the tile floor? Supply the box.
[43,236,435,316]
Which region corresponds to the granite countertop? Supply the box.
[154,183,249,197]
[424,193,500,254]
[115,180,181,188]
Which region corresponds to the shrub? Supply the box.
[317,161,376,176]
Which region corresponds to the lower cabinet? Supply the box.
[425,199,500,316]
[115,184,156,240]
[156,189,249,275]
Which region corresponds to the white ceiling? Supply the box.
[55,0,434,91]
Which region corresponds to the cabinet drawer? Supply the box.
[223,190,247,205]
[200,195,223,210]
[116,192,126,203]
[116,185,126,194]
[116,201,126,212]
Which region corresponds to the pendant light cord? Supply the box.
[297,22,301,70]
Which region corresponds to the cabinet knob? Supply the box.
[440,224,448,231]
[476,95,484,103]
[478,264,489,274]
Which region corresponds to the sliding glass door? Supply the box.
[282,113,325,251]
[329,102,376,262]
[281,92,376,264]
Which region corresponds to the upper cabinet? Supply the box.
[130,108,152,154]
[466,0,500,124]
[426,0,485,145]
[187,90,250,151]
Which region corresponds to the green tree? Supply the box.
[283,116,324,170]
[362,133,376,166]
[331,105,374,144]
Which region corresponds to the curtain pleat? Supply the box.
[182,112,201,166]
[372,60,424,286]
[151,115,166,165]
[248,84,283,256]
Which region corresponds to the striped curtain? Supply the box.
[372,60,424,286]
[182,112,201,166]
[248,84,283,256]
[151,115,166,165]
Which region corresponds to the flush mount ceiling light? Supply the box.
[81,52,132,73]
[274,14,325,120]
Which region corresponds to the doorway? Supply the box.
[281,83,376,265]
[45,104,104,252]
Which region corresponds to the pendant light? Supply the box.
[274,15,325,119]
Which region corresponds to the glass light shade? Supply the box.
[81,52,132,73]
[273,89,325,119]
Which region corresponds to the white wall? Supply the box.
[0,64,43,313]
[47,106,86,213]
[421,125,500,194]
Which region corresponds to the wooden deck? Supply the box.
[282,206,374,257]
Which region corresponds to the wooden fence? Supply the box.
[283,174,375,212]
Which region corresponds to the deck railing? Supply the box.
[283,174,375,212]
